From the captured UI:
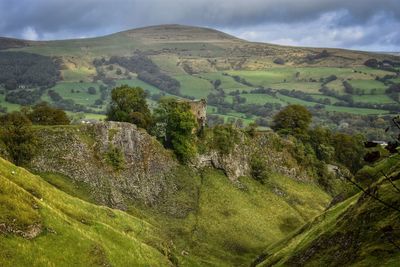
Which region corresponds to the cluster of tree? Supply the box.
[106,85,152,130]
[47,89,96,113]
[0,102,69,166]
[231,75,253,87]
[319,86,400,111]
[106,54,181,95]
[272,105,366,173]
[106,85,198,163]
[5,88,44,105]
[207,88,282,118]
[278,89,333,105]
[343,80,353,94]
[25,102,70,125]
[153,98,198,162]
[319,86,355,104]
[207,114,225,126]
[0,52,60,89]
[321,75,337,86]
[364,59,400,72]
[249,87,276,95]
[376,74,398,86]
[386,84,400,102]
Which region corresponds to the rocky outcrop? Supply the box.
[195,132,310,182]
[30,122,313,210]
[30,122,177,209]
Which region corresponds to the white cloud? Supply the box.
[21,26,39,40]
[222,11,400,51]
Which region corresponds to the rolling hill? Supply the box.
[0,24,399,131]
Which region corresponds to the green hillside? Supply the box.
[253,155,400,267]
[0,157,171,266]
[0,121,337,266]
[0,24,399,134]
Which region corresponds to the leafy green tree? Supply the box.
[107,85,152,129]
[272,105,312,135]
[27,102,70,125]
[0,112,36,165]
[153,98,197,162]
[332,133,365,173]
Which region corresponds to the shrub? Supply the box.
[27,102,70,125]
[211,125,239,154]
[0,112,36,165]
[106,85,152,130]
[153,98,198,163]
[105,146,125,171]
[250,156,270,183]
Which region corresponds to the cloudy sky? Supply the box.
[0,0,399,51]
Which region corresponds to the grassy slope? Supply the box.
[0,157,171,266]
[0,120,334,266]
[255,155,400,267]
[111,166,330,267]
[17,165,330,266]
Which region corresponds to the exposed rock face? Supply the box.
[30,122,177,209]
[30,122,312,210]
[195,132,310,182]
[195,147,250,181]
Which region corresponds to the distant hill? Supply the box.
[0,24,399,133]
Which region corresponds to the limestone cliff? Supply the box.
[30,122,177,209]
[30,122,319,210]
[196,131,311,182]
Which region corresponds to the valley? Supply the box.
[0,25,399,138]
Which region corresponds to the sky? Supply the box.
[0,0,399,52]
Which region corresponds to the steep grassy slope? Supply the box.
[0,157,172,266]
[1,122,336,266]
[254,155,400,267]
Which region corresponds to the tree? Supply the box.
[332,133,365,173]
[106,85,152,129]
[272,105,312,135]
[0,112,36,165]
[27,102,70,125]
[153,98,197,162]
[4,79,17,90]
[87,87,97,95]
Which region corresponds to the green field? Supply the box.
[174,74,214,98]
[269,81,321,93]
[349,79,387,94]
[352,94,396,104]
[241,94,286,105]
[0,94,21,112]
[195,72,251,91]
[324,105,389,115]
[115,78,164,95]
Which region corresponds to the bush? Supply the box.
[105,146,125,171]
[107,85,152,130]
[211,125,239,154]
[272,105,312,136]
[153,98,198,163]
[0,112,36,165]
[27,102,70,125]
[250,156,270,183]
[87,87,97,95]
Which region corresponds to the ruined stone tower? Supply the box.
[180,99,207,128]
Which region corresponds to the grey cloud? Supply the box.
[0,0,399,51]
